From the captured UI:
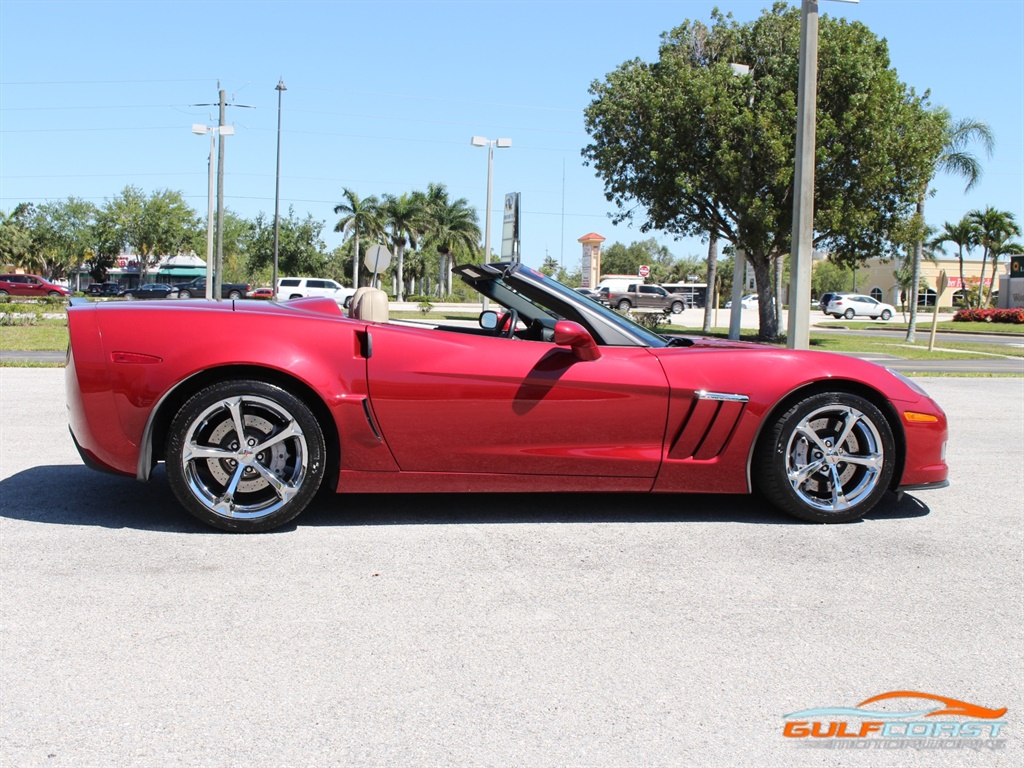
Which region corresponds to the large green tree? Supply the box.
[333,188,382,290]
[380,192,426,302]
[99,186,199,279]
[416,183,480,297]
[932,216,980,307]
[968,207,1020,307]
[0,204,38,271]
[905,115,993,340]
[244,208,330,279]
[582,3,944,339]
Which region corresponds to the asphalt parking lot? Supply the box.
[1,369,1021,768]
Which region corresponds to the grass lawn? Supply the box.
[1,323,69,351]
[831,320,1024,334]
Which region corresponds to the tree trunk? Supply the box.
[774,254,784,331]
[977,246,990,308]
[352,231,360,289]
[396,244,405,302]
[905,198,925,343]
[702,236,718,333]
[751,254,778,341]
[958,246,967,309]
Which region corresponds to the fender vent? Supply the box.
[669,391,748,460]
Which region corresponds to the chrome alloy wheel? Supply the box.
[180,394,309,521]
[784,403,885,513]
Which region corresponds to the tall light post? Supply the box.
[788,0,859,349]
[192,123,234,300]
[272,78,287,299]
[471,136,510,313]
[470,136,511,264]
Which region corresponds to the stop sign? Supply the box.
[638,264,650,278]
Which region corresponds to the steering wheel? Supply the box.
[496,308,519,338]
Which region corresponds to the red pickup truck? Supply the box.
[604,283,686,314]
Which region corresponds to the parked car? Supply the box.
[118,283,179,300]
[86,282,121,297]
[277,277,356,308]
[250,287,274,299]
[825,293,895,320]
[604,283,686,313]
[574,287,601,301]
[725,294,759,310]
[174,277,249,299]
[65,261,948,533]
[0,274,71,298]
[818,292,848,313]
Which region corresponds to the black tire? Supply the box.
[124,292,135,300]
[165,380,326,532]
[843,308,855,319]
[754,392,895,523]
[670,301,684,314]
[228,290,242,299]
[179,290,193,299]
[343,296,352,309]
[289,294,302,300]
[880,309,892,321]
[617,299,632,310]
[47,291,62,297]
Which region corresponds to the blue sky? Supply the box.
[1,0,1022,271]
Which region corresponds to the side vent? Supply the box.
[668,391,748,460]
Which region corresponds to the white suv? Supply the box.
[825,293,895,320]
[276,277,356,308]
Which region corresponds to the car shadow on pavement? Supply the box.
[0,463,931,532]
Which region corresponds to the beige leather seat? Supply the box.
[349,286,389,322]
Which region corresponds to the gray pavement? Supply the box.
[1,370,1022,767]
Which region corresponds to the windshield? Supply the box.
[457,262,671,348]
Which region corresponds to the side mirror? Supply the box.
[553,320,601,361]
[479,310,498,330]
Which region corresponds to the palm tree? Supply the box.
[969,207,1021,307]
[906,114,993,341]
[379,192,426,301]
[418,184,480,297]
[333,188,381,289]
[931,216,980,307]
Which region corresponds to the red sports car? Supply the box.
[65,262,948,532]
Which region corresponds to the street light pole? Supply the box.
[192,123,232,299]
[471,136,511,312]
[788,0,859,349]
[272,78,287,300]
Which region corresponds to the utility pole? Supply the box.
[215,88,226,302]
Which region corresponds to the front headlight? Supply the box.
[886,367,931,398]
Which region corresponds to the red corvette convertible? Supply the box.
[65,262,948,532]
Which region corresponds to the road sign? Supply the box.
[364,245,391,274]
[638,264,650,278]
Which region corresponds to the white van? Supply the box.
[277,277,357,307]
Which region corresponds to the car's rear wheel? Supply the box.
[166,380,326,532]
[755,392,895,523]
[228,290,242,299]
[843,308,855,319]
[880,309,892,321]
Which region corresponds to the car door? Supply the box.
[364,324,670,479]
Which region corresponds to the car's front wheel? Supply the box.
[755,392,895,523]
[166,380,326,532]
[880,309,892,321]
[617,299,632,310]
[179,290,193,299]
[670,301,684,314]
